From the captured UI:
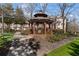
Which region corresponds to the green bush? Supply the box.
[48,33,67,43]
[53,29,63,34]
[49,29,75,43]
[0,33,13,48]
[4,29,15,33]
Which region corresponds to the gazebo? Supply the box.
[29,11,54,34]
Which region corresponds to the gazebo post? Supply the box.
[37,23,39,34]
[49,23,50,29]
[29,23,31,29]
[48,23,50,34]
[44,22,46,34]
[33,22,35,34]
[29,23,32,34]
[50,23,52,34]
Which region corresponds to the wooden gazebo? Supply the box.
[29,12,54,34]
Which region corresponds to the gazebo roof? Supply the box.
[29,11,54,23]
[34,12,48,17]
[29,17,54,23]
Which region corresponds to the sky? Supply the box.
[12,3,79,22]
[12,3,61,15]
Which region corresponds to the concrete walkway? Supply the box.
[34,35,75,56]
[12,33,75,56]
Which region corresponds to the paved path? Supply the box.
[13,32,34,39]
[12,33,75,56]
[34,35,75,56]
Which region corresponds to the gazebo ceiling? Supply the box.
[31,17,49,20]
[30,17,54,23]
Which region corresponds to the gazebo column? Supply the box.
[48,23,50,34]
[44,22,46,34]
[52,23,54,30]
[37,24,39,34]
[49,24,50,29]
[49,23,52,34]
[29,23,31,29]
[29,23,32,34]
[50,23,53,34]
[33,22,35,34]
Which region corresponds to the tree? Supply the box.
[67,17,78,35]
[3,4,14,32]
[14,6,26,25]
[0,4,5,34]
[13,5,26,32]
[24,3,37,18]
[40,3,48,13]
[57,3,75,33]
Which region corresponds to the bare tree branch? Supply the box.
[57,3,76,33]
[40,3,48,13]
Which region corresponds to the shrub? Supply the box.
[4,29,15,33]
[49,29,75,43]
[48,33,67,43]
[53,29,63,34]
[0,33,13,55]
[0,33,13,48]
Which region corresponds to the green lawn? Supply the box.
[48,37,79,56]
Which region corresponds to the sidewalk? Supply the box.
[36,36,75,56]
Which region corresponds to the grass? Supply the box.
[47,37,79,56]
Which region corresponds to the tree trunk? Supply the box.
[64,19,67,33]
[1,12,4,35]
[62,17,67,33]
[7,24,10,32]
